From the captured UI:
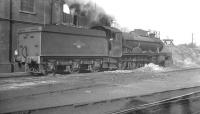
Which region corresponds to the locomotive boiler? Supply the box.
[15,25,172,75]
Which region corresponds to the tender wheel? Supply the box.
[41,70,48,76]
[39,64,48,76]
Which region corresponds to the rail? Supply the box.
[110,90,200,114]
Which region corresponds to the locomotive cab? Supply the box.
[91,26,123,70]
[91,26,123,57]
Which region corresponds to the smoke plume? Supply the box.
[64,0,114,26]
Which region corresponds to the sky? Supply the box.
[90,0,200,45]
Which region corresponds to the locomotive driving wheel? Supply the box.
[89,64,100,72]
[118,61,127,70]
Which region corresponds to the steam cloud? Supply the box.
[64,0,114,26]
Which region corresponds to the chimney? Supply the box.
[52,0,63,25]
[73,12,78,26]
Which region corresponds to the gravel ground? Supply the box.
[1,65,200,113]
[0,65,200,91]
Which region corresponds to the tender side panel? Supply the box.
[41,32,108,57]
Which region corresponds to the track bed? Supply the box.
[1,67,200,114]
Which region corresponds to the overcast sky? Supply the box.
[90,0,200,45]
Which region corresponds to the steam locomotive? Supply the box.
[14,25,172,75]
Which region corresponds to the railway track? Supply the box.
[161,67,200,73]
[0,72,30,78]
[111,90,200,114]
[1,67,200,114]
[2,85,200,114]
[0,66,200,79]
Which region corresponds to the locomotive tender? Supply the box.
[15,25,172,75]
